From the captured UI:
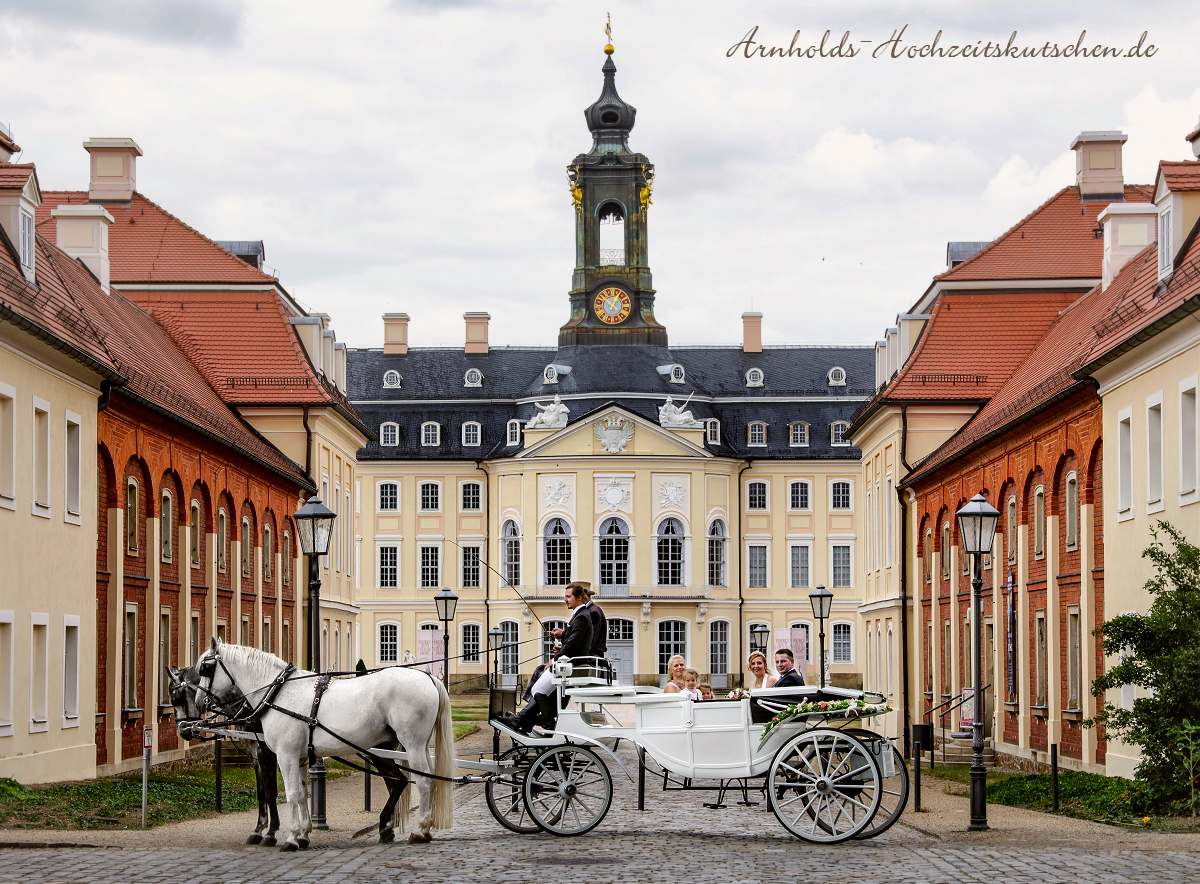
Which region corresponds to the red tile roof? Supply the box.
[935,185,1152,282]
[0,163,36,191]
[36,191,277,285]
[0,129,18,157]
[1158,161,1200,192]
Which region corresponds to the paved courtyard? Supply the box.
[2,734,1197,883]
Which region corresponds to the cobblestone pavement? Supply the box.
[2,740,1197,883]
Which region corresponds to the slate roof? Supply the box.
[350,344,871,461]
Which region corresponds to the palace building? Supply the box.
[349,46,873,689]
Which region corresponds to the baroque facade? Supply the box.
[349,47,873,689]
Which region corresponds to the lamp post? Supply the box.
[488,626,503,688]
[294,495,336,831]
[809,584,833,688]
[434,587,459,684]
[749,622,770,657]
[956,492,1000,832]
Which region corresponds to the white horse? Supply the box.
[195,639,455,850]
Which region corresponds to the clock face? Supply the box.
[593,287,632,325]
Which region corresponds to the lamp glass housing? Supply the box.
[294,495,336,556]
[488,627,503,652]
[434,587,459,622]
[809,584,833,621]
[956,493,1000,556]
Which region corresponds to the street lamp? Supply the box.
[294,495,336,830]
[809,584,833,688]
[749,622,770,657]
[488,626,503,689]
[957,492,1000,833]
[434,587,459,684]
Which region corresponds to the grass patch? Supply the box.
[454,722,480,741]
[451,704,489,722]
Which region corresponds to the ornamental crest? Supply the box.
[657,480,686,509]
[595,416,634,453]
[543,479,571,508]
[595,477,632,512]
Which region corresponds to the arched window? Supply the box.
[598,517,630,590]
[745,367,764,388]
[189,499,201,567]
[1007,496,1018,564]
[598,202,625,266]
[543,365,559,385]
[831,480,851,511]
[655,517,684,585]
[705,419,720,446]
[378,481,398,512]
[125,477,139,554]
[709,620,730,688]
[378,622,398,663]
[420,422,440,447]
[542,619,567,659]
[543,518,572,585]
[241,516,252,577]
[502,520,521,586]
[657,620,687,681]
[464,368,483,388]
[217,508,228,573]
[789,422,809,447]
[419,481,440,512]
[707,520,727,587]
[1034,486,1046,558]
[282,530,291,586]
[747,421,767,447]
[382,370,401,389]
[262,524,272,580]
[941,523,951,578]
[499,620,519,681]
[1065,472,1079,550]
[461,421,481,447]
[827,366,846,386]
[830,421,850,446]
[506,419,521,446]
[160,489,173,563]
[924,528,933,584]
[380,422,399,447]
[669,364,685,384]
[747,480,768,510]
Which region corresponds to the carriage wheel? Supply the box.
[485,746,541,835]
[850,739,909,840]
[522,744,612,836]
[767,728,881,843]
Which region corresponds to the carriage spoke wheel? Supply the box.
[485,746,542,835]
[522,745,612,837]
[767,728,881,844]
[849,738,908,839]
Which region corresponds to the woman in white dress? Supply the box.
[662,654,688,693]
[746,651,777,690]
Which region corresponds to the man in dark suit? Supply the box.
[500,583,592,734]
[773,648,805,689]
[582,584,607,658]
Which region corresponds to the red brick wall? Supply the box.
[1090,447,1106,763]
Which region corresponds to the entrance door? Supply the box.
[418,623,442,678]
[709,621,729,690]
[499,620,519,689]
[608,618,635,685]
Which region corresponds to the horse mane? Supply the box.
[220,641,288,684]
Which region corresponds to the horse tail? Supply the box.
[431,676,456,830]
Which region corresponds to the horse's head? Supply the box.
[166,663,205,738]
[190,637,247,721]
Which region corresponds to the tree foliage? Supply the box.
[1091,522,1200,807]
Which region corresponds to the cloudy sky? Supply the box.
[2,1,1198,350]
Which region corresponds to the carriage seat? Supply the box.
[553,655,615,688]
[749,685,865,724]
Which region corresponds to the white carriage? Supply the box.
[484,657,909,843]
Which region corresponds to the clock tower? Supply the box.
[559,44,667,347]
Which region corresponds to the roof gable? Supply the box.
[516,403,711,460]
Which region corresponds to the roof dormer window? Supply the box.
[745,367,764,388]
[830,421,850,446]
[382,370,402,389]
[543,365,559,385]
[421,422,441,447]
[18,209,33,271]
[669,365,685,384]
[380,422,399,447]
[827,366,846,386]
[506,419,521,446]
[1158,205,1173,280]
[789,421,809,447]
[748,421,767,447]
[464,368,483,388]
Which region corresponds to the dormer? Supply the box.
[657,363,685,384]
[52,204,113,292]
[1098,203,1156,289]
[543,364,572,385]
[1153,121,1200,281]
[0,162,41,284]
[827,366,846,387]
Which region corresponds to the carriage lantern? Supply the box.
[749,622,770,656]
[434,588,459,683]
[956,492,1000,833]
[488,627,504,688]
[294,495,336,557]
[808,584,833,688]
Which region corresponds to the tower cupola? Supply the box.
[584,49,637,154]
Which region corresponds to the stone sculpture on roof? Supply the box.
[527,394,569,429]
[658,393,702,428]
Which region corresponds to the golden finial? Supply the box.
[604,12,614,54]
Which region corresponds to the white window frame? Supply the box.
[543,365,559,385]
[885,476,895,566]
[745,539,770,588]
[377,621,400,663]
[747,421,767,447]
[382,370,401,389]
[461,421,482,448]
[126,476,140,552]
[1158,205,1173,279]
[830,421,850,447]
[1117,407,1134,519]
[705,419,720,446]
[377,480,399,512]
[380,422,399,447]
[788,540,811,589]
[460,542,482,588]
[418,541,441,589]
[1146,392,1164,513]
[420,421,441,447]
[461,622,482,663]
[831,620,854,664]
[506,420,521,447]
[788,422,809,447]
[669,364,685,384]
[0,610,11,735]
[1181,377,1199,502]
[1033,485,1046,559]
[123,603,138,710]
[788,480,811,512]
[160,489,174,563]
[464,368,483,388]
[241,515,253,578]
[745,367,764,388]
[0,382,14,510]
[829,479,853,512]
[827,366,846,386]
[706,518,727,587]
[419,480,442,513]
[262,523,273,580]
[501,520,522,587]
[1065,471,1079,551]
[18,209,34,270]
[830,539,854,588]
[654,517,687,587]
[62,615,80,727]
[32,396,50,518]
[29,612,49,732]
[460,480,483,512]
[64,410,81,523]
[1067,605,1082,710]
[746,479,769,511]
[377,541,400,589]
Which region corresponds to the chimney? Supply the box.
[84,138,142,202]
[321,329,335,379]
[1098,202,1156,289]
[741,312,763,354]
[1070,131,1127,199]
[464,311,490,354]
[334,342,347,392]
[1186,116,1200,158]
[52,204,114,292]
[383,313,410,355]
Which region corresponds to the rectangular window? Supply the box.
[18,210,33,269]
[1158,207,1173,277]
[190,612,200,664]
[1007,498,1018,564]
[240,616,249,645]
[1118,413,1133,513]
[420,545,440,588]
[461,482,482,511]
[2,616,16,729]
[885,478,894,565]
[748,423,767,447]
[747,544,768,587]
[63,619,79,723]
[161,493,173,563]
[378,545,398,588]
[706,419,720,445]
[33,398,50,513]
[1065,475,1079,551]
[282,532,291,585]
[942,620,951,694]
[0,383,13,506]
[1147,400,1163,507]
[1034,490,1045,558]
[1182,384,1198,495]
[379,623,398,663]
[789,423,808,447]
[462,624,481,662]
[420,482,440,512]
[64,413,81,519]
[462,544,481,588]
[262,619,272,654]
[1067,607,1081,710]
[831,481,851,511]
[789,544,810,588]
[831,543,852,588]
[190,502,201,567]
[832,622,852,663]
[158,610,171,704]
[282,621,291,661]
[123,605,138,708]
[462,422,481,447]
[378,482,398,512]
[747,481,767,510]
[1035,612,1047,707]
[30,616,48,729]
[789,481,809,511]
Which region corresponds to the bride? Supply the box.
[746,651,777,689]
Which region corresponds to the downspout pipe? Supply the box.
[477,458,491,690]
[302,405,313,479]
[97,379,114,413]
[899,405,912,757]
[735,460,752,688]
